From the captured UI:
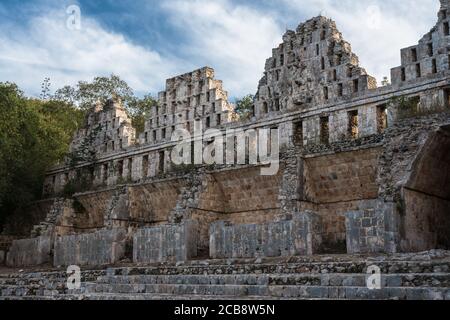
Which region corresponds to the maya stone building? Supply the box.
[1,0,450,301]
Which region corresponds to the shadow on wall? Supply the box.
[401,124,450,251]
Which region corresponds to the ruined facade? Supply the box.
[2,1,450,271]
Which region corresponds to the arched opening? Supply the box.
[400,125,450,251]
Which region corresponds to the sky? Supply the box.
[0,0,441,100]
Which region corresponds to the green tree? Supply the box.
[54,74,156,136]
[54,74,134,110]
[234,94,255,119]
[128,94,157,136]
[0,82,84,228]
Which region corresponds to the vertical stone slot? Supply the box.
[411,48,418,62]
[416,63,421,78]
[376,105,388,133]
[127,158,133,180]
[320,116,329,144]
[348,110,359,139]
[427,43,434,57]
[118,160,124,179]
[293,121,303,146]
[158,151,165,174]
[142,155,149,178]
[323,86,329,100]
[353,79,359,93]
[337,83,343,96]
[103,163,108,183]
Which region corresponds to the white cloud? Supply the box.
[160,0,283,97]
[0,0,443,98]
[0,9,181,97]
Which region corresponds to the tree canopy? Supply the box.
[53,74,157,135]
[234,94,255,120]
[0,82,85,229]
[0,75,158,230]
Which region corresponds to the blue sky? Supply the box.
[0,0,441,99]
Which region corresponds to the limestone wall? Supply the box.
[6,236,52,267]
[402,189,450,251]
[74,190,115,230]
[133,220,198,264]
[128,181,184,223]
[344,200,400,254]
[53,228,127,267]
[192,167,283,255]
[209,211,322,259]
[301,147,380,247]
[255,16,376,118]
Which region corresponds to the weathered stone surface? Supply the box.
[2,1,449,282]
[210,211,322,259]
[133,220,198,264]
[1,251,450,300]
[53,228,126,267]
[6,236,51,267]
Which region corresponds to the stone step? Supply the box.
[0,282,95,297]
[2,272,450,297]
[268,286,450,300]
[2,285,448,300]
[82,281,450,299]
[94,273,450,288]
[104,261,450,277]
[0,294,286,301]
[2,272,448,294]
[1,257,449,280]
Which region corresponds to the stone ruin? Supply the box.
[1,1,450,274]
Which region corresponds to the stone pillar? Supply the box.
[293,211,323,256]
[209,211,322,259]
[133,220,198,263]
[53,228,127,267]
[6,236,52,267]
[345,201,400,254]
[345,209,385,254]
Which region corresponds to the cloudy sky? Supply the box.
[0,0,441,99]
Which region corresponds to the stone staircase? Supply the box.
[1,251,450,300]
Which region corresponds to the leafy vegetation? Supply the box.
[234,94,255,120]
[0,74,159,230]
[54,74,157,136]
[0,82,84,229]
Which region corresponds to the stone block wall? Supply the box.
[6,236,52,267]
[209,211,322,259]
[391,2,450,85]
[192,167,283,255]
[142,67,233,146]
[53,228,127,267]
[128,181,184,223]
[133,220,198,264]
[255,16,376,119]
[302,147,381,247]
[344,201,400,254]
